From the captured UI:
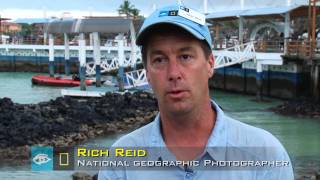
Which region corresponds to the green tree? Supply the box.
[117,0,140,18]
[19,23,35,37]
[131,8,140,19]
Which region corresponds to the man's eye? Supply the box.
[152,57,166,64]
[179,55,192,61]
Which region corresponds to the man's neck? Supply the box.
[160,100,216,160]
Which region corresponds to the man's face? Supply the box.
[145,32,214,116]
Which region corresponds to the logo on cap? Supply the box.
[169,10,178,16]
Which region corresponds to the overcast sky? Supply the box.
[0,0,309,20]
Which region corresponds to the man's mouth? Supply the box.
[166,90,188,99]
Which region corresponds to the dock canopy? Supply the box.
[74,18,133,33]
[45,18,133,34]
[46,18,77,34]
[206,4,318,21]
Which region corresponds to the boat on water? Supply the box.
[31,75,93,87]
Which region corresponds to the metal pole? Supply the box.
[313,64,319,101]
[256,61,263,101]
[240,0,244,10]
[203,0,208,14]
[44,32,47,45]
[93,32,101,87]
[311,0,317,57]
[284,12,290,54]
[308,0,312,41]
[129,21,137,70]
[49,34,55,77]
[78,33,86,91]
[239,16,244,45]
[116,34,125,91]
[64,33,70,75]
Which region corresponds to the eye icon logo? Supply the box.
[33,153,52,165]
[31,146,53,171]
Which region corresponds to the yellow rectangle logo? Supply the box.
[59,153,69,166]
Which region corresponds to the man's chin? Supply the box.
[166,103,192,116]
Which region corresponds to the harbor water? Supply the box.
[0,72,319,179]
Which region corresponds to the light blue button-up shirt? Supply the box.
[98,100,293,180]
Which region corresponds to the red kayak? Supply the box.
[32,75,93,87]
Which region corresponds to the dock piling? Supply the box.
[49,34,55,77]
[93,32,101,87]
[256,61,263,101]
[311,63,320,101]
[78,33,86,91]
[64,33,70,75]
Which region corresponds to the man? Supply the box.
[99,4,293,180]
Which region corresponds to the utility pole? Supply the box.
[308,0,320,101]
[308,0,318,57]
[203,0,208,14]
[240,0,244,10]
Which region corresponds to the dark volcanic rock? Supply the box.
[0,91,158,164]
[270,99,320,119]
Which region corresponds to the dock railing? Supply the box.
[213,39,284,53]
[213,39,239,50]
[254,40,284,53]
[286,40,315,58]
[213,41,256,69]
[0,37,130,46]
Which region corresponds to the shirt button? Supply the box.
[185,172,193,179]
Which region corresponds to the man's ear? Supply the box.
[208,54,214,77]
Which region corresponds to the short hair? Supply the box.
[140,24,212,67]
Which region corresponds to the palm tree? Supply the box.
[118,0,134,18]
[131,8,140,19]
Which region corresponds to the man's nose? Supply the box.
[167,58,182,81]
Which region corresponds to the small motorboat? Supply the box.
[31,75,93,87]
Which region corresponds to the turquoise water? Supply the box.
[0,72,61,104]
[0,72,319,179]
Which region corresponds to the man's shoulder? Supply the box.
[112,121,154,147]
[223,116,293,179]
[224,115,292,166]
[225,115,283,148]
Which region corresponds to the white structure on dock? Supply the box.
[45,17,141,91]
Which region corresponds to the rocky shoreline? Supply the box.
[0,91,158,166]
[1,92,320,179]
[270,99,320,119]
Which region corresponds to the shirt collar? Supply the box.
[148,99,227,161]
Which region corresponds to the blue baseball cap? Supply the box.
[136,4,212,49]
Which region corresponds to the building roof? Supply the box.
[74,18,132,33]
[45,17,133,34]
[206,4,315,21]
[46,18,76,33]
